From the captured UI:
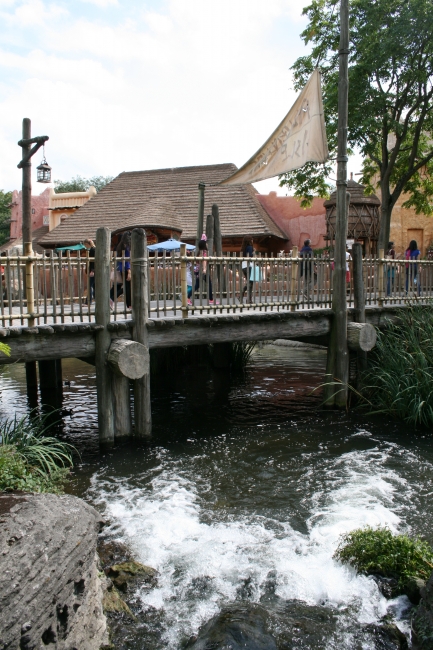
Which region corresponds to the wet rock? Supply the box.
[98,538,133,571]
[107,560,158,592]
[272,600,337,648]
[362,623,408,649]
[0,492,108,650]
[102,584,135,620]
[185,603,278,649]
[404,576,425,605]
[373,575,401,599]
[412,570,433,649]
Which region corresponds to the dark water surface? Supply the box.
[1,345,432,649]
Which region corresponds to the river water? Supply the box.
[1,345,432,649]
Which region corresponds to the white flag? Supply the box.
[220,69,328,186]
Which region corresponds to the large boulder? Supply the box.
[0,492,108,650]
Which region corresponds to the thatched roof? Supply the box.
[38,163,286,247]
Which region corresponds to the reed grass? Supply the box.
[229,341,257,373]
[0,412,75,492]
[362,305,433,428]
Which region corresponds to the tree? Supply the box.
[54,175,114,193]
[280,0,433,251]
[0,190,12,247]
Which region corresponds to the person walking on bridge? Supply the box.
[241,236,254,303]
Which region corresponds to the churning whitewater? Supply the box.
[88,433,418,648]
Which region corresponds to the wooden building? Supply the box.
[37,164,287,253]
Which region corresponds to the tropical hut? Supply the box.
[324,178,381,255]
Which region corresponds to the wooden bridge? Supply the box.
[0,227,429,445]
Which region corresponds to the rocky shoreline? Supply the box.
[1,492,432,649]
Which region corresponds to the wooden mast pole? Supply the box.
[196,183,205,249]
[324,0,350,407]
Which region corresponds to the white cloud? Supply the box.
[79,0,118,6]
[0,0,312,193]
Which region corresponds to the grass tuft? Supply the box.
[334,526,433,590]
[0,412,75,493]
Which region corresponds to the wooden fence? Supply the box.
[0,251,431,327]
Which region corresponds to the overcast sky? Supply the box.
[0,0,317,195]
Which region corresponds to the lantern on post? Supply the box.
[36,146,52,183]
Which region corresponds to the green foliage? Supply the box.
[229,341,257,373]
[0,189,12,247]
[362,306,433,427]
[0,445,70,494]
[0,412,75,486]
[54,175,114,193]
[0,343,10,357]
[334,526,433,590]
[280,0,433,234]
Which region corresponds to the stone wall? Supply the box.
[257,192,327,250]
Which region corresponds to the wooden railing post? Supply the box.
[131,228,151,438]
[352,242,367,376]
[378,248,385,307]
[94,227,114,447]
[290,246,298,311]
[180,243,188,319]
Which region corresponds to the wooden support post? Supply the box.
[352,243,365,324]
[112,375,131,438]
[290,246,298,311]
[196,183,205,249]
[212,203,224,295]
[213,204,222,256]
[378,248,385,308]
[352,242,367,375]
[25,361,38,410]
[212,342,231,369]
[131,228,151,438]
[180,243,188,319]
[38,359,63,416]
[94,227,114,447]
[206,213,214,255]
[324,0,350,408]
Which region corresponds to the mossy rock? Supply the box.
[102,585,135,620]
[107,561,158,592]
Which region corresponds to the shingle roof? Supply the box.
[38,163,287,247]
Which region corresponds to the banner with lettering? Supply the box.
[220,69,328,185]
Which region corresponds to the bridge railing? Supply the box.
[0,252,431,327]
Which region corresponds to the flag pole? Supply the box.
[324,0,350,407]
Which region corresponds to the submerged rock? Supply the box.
[412,570,433,649]
[0,492,108,650]
[362,623,409,650]
[185,604,278,649]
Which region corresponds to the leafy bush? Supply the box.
[362,305,433,427]
[334,526,433,590]
[0,446,69,494]
[0,412,75,493]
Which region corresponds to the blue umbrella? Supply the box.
[147,238,195,252]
